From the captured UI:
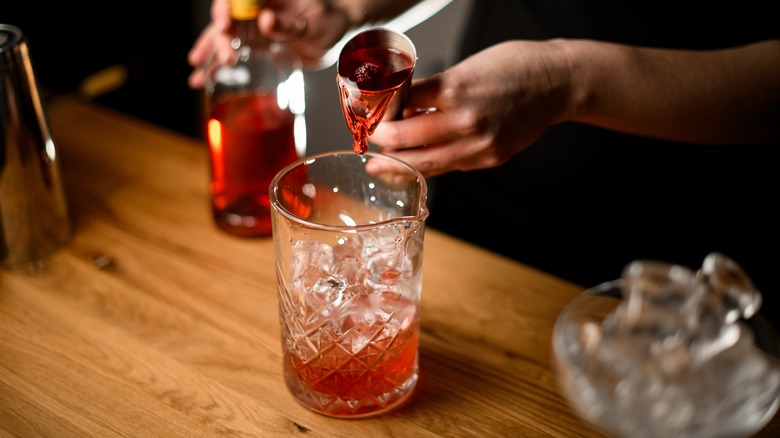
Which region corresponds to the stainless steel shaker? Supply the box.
[0,24,71,265]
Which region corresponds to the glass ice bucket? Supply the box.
[552,253,780,438]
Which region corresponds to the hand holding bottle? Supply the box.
[202,0,304,237]
[188,0,353,88]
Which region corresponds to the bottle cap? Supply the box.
[229,0,261,20]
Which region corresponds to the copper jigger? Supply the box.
[337,27,417,120]
[336,28,417,154]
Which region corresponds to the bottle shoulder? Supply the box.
[229,20,300,66]
[204,45,299,92]
[203,18,302,92]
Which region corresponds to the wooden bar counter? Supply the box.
[1,97,777,437]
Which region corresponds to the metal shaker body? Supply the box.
[0,24,71,265]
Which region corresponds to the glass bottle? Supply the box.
[203,0,305,237]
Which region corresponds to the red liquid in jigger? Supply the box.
[338,47,414,154]
[207,92,298,237]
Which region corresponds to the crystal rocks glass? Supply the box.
[269,151,429,418]
[552,253,780,438]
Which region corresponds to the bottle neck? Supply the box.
[228,6,299,68]
[229,0,262,45]
[233,16,262,46]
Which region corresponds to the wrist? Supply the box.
[557,39,635,126]
[548,39,590,124]
[331,0,421,28]
[330,0,365,28]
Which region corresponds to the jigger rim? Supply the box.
[337,27,418,71]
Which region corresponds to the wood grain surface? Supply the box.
[1,97,777,437]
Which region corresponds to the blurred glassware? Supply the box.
[552,253,780,438]
[1,24,71,265]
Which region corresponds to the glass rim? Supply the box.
[269,150,429,232]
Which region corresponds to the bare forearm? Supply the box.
[563,39,780,144]
[333,0,424,27]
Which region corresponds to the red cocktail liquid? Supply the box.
[283,293,420,417]
[207,92,298,237]
[337,47,414,154]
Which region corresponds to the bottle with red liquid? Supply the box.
[203,0,305,237]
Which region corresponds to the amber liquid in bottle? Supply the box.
[207,92,298,237]
[204,0,302,237]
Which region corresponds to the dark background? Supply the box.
[4,1,467,148]
[5,3,209,139]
